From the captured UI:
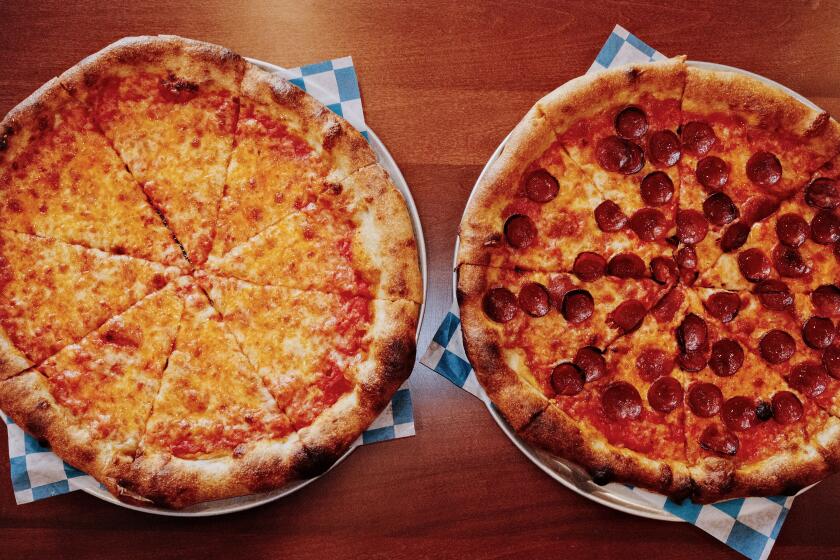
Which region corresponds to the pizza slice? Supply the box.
[0,283,183,494]
[0,230,179,378]
[520,285,693,498]
[0,79,183,266]
[676,67,840,274]
[539,58,686,255]
[198,273,417,463]
[208,62,375,260]
[206,164,422,302]
[59,35,245,264]
[699,178,839,290]
[457,264,667,434]
[118,279,311,508]
[678,289,836,502]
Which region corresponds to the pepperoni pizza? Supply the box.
[0,36,422,509]
[458,58,840,503]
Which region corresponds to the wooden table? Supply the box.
[1,1,839,558]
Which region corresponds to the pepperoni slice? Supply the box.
[607,253,646,279]
[703,291,741,323]
[678,350,709,372]
[772,244,811,278]
[787,362,830,398]
[742,196,780,225]
[823,346,840,379]
[550,363,585,396]
[594,200,628,232]
[602,382,643,421]
[681,121,717,156]
[524,169,560,203]
[722,396,758,431]
[811,209,840,245]
[651,288,683,323]
[636,347,674,381]
[574,346,607,382]
[629,208,667,241]
[759,329,796,364]
[562,290,595,324]
[596,136,645,174]
[504,214,536,249]
[688,383,724,417]
[696,156,729,190]
[737,248,772,282]
[699,424,739,456]
[640,171,674,206]
[648,130,681,167]
[518,282,550,317]
[649,256,678,285]
[812,285,840,317]
[803,316,836,349]
[648,377,683,413]
[676,209,709,244]
[483,288,518,323]
[703,192,739,226]
[754,280,793,310]
[615,106,648,139]
[776,213,809,247]
[709,339,744,377]
[720,222,750,253]
[608,300,646,334]
[678,313,708,353]
[771,391,804,425]
[675,245,698,270]
[573,252,607,281]
[746,152,782,186]
[805,177,840,209]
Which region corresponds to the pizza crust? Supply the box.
[0,371,123,494]
[457,264,550,430]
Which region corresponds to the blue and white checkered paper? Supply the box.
[420,25,791,560]
[1,56,415,506]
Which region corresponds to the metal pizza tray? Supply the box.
[79,57,429,516]
[451,60,822,521]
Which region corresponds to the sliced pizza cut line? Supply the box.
[207,62,376,263]
[205,162,422,304]
[59,35,247,266]
[0,77,187,269]
[0,229,182,379]
[116,278,314,509]
[0,279,185,495]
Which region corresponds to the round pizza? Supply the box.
[458,56,840,503]
[0,35,422,509]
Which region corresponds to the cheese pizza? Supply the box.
[0,36,422,509]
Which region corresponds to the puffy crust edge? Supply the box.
[536,56,687,132]
[117,433,310,509]
[0,325,32,380]
[456,264,550,431]
[684,66,840,146]
[297,298,418,474]
[240,62,375,182]
[456,106,556,267]
[0,78,75,162]
[519,404,691,499]
[0,370,121,494]
[341,163,424,303]
[58,35,245,96]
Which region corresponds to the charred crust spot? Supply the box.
[322,123,342,150]
[658,464,674,491]
[36,400,50,411]
[626,67,642,83]
[590,467,614,486]
[296,447,340,479]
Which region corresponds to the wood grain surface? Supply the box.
[1,1,839,558]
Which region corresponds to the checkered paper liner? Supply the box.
[420,25,793,560]
[1,56,415,507]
